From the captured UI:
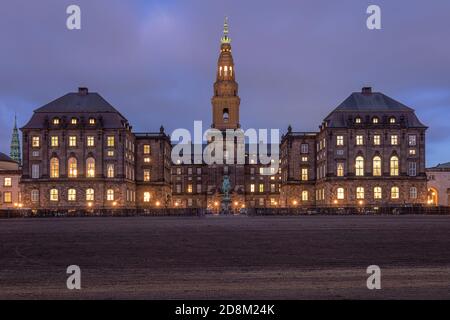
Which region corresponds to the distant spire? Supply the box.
[10,114,21,164]
[220,16,231,44]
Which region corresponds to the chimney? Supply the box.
[362,87,372,95]
[78,87,89,96]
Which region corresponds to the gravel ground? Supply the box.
[0,215,449,299]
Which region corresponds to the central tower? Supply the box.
[211,17,241,130]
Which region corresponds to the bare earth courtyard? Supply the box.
[1,215,450,299]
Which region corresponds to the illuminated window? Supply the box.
[373,156,382,176]
[143,192,151,202]
[86,188,94,201]
[87,136,95,147]
[259,184,264,193]
[374,187,382,199]
[337,187,345,200]
[356,187,365,200]
[50,157,59,178]
[143,145,151,154]
[391,135,398,145]
[355,156,364,176]
[389,117,396,124]
[107,164,115,178]
[107,150,114,157]
[32,136,40,148]
[68,157,77,178]
[250,184,255,193]
[69,136,77,147]
[71,118,78,125]
[107,189,114,201]
[144,157,151,163]
[4,177,12,187]
[302,156,308,162]
[336,136,344,146]
[51,136,59,147]
[302,190,308,201]
[373,135,381,146]
[68,189,76,201]
[86,157,95,178]
[337,162,344,177]
[390,156,399,176]
[50,189,59,202]
[3,192,11,203]
[372,117,379,124]
[356,135,364,145]
[144,169,150,182]
[107,136,115,147]
[355,117,362,124]
[89,118,96,125]
[52,118,60,125]
[187,184,193,193]
[391,187,399,199]
[409,149,416,156]
[301,168,308,181]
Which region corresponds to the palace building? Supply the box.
[18,20,428,210]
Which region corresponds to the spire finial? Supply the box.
[221,16,231,44]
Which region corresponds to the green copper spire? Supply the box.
[10,114,21,164]
[220,16,231,44]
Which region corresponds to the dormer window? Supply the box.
[372,117,379,124]
[89,118,96,125]
[389,117,396,124]
[52,118,60,125]
[355,117,362,124]
[71,118,78,125]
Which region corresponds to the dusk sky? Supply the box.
[0,0,449,166]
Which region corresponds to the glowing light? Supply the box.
[214,202,219,207]
[358,200,364,206]
[333,200,338,204]
[156,201,161,207]
[234,201,238,206]
[292,200,298,206]
[112,201,117,206]
[87,202,93,207]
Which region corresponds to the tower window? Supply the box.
[223,108,229,122]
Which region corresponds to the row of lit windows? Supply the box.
[353,155,402,177]
[335,134,416,147]
[334,186,417,200]
[354,116,397,124]
[33,135,116,148]
[35,188,112,202]
[52,117,96,126]
[47,157,116,178]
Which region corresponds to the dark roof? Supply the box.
[324,90,427,128]
[429,162,450,170]
[0,152,17,163]
[22,89,129,129]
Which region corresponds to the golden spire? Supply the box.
[220,16,231,44]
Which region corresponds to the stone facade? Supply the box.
[0,153,21,209]
[427,163,450,206]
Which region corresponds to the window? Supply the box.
[50,157,59,178]
[408,135,417,146]
[51,136,59,147]
[409,149,416,156]
[107,164,115,178]
[107,189,114,201]
[144,157,151,163]
[86,157,95,178]
[337,162,344,177]
[68,157,77,178]
[89,118,96,125]
[143,169,151,181]
[373,156,382,176]
[31,190,39,202]
[336,149,344,156]
[391,186,399,199]
[356,187,365,200]
[259,184,264,193]
[87,136,95,147]
[187,184,193,193]
[390,156,399,176]
[301,168,308,181]
[143,192,151,202]
[250,184,255,193]
[336,136,344,146]
[68,189,76,201]
[356,135,364,145]
[32,151,39,157]
[372,117,379,124]
[389,117,396,124]
[69,136,77,147]
[302,190,308,201]
[301,156,308,162]
[300,144,309,154]
[373,135,381,146]
[410,187,418,199]
[3,192,11,203]
[107,136,115,147]
[196,184,202,193]
[408,162,417,177]
[391,135,398,146]
[71,118,78,125]
[355,117,362,124]
[86,188,94,201]
[32,136,40,147]
[107,150,114,157]
[52,118,60,125]
[32,164,40,179]
[337,187,345,200]
[176,184,181,193]
[4,177,12,187]
[355,156,364,176]
[188,167,193,175]
[374,187,382,200]
[50,189,59,202]
[143,144,151,154]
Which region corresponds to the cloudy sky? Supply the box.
[0,0,449,166]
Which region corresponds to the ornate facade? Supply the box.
[18,20,428,210]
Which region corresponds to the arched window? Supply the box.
[373,156,382,176]
[68,157,77,178]
[389,117,396,124]
[302,190,308,201]
[86,157,95,178]
[50,189,59,202]
[107,189,114,201]
[337,187,345,200]
[223,108,229,122]
[372,117,379,124]
[224,65,228,76]
[68,189,76,201]
[390,156,399,176]
[374,187,382,199]
[50,157,59,178]
[355,156,364,176]
[86,188,95,201]
[391,186,400,199]
[355,117,362,124]
[356,187,365,199]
